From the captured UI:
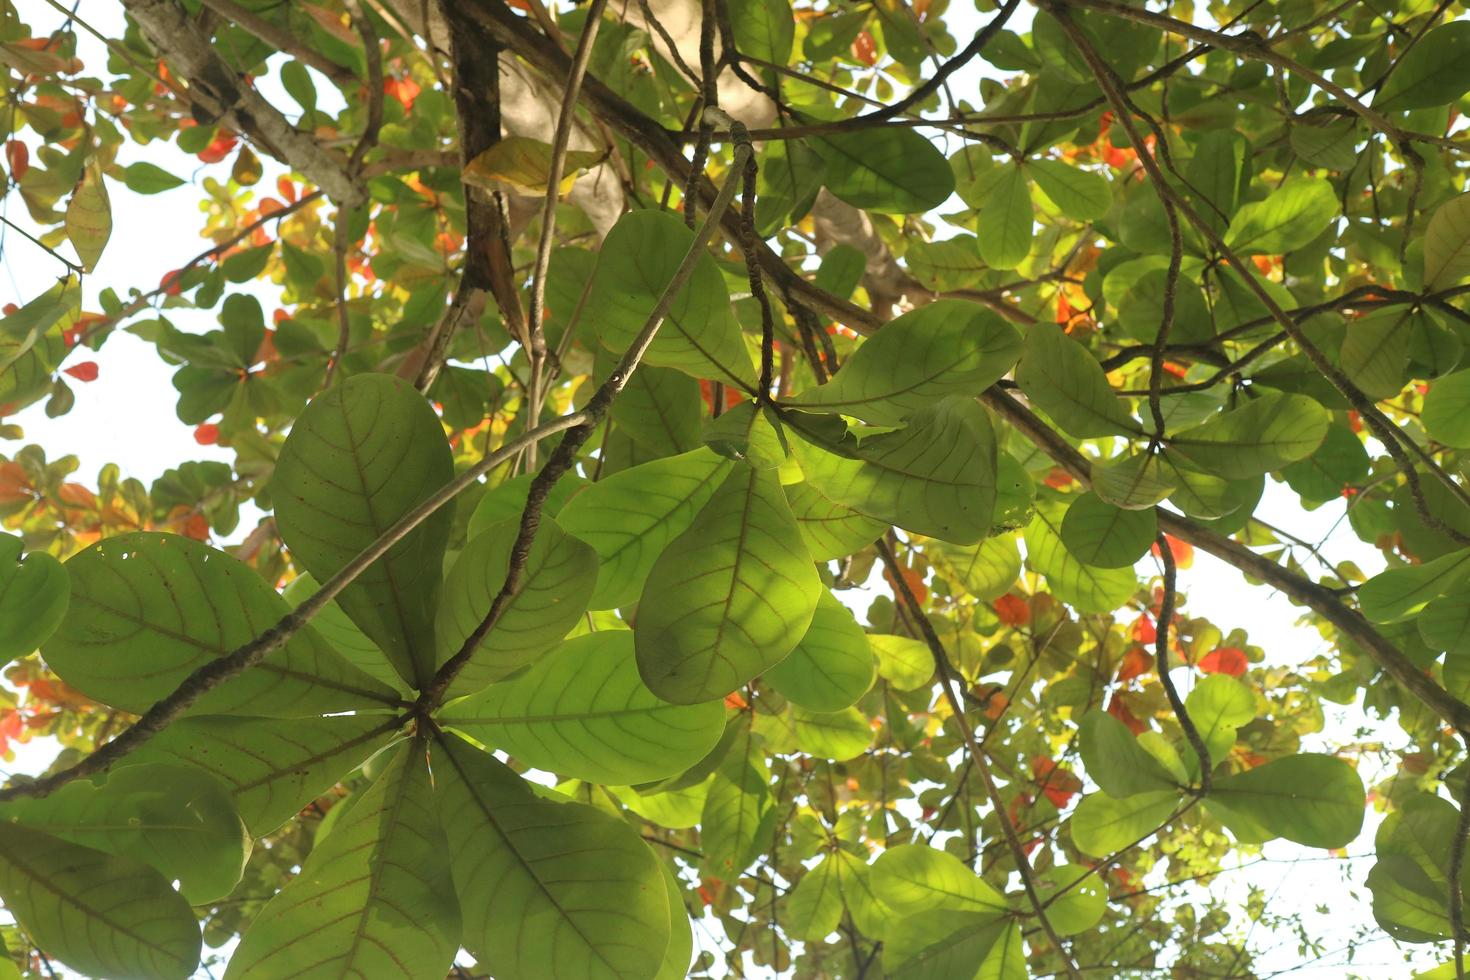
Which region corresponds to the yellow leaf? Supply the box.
[65,161,112,272]
[462,136,603,196]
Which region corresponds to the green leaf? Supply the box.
[1367,793,1465,941]
[929,536,1022,601]
[1029,159,1111,221]
[788,398,998,545]
[467,471,586,540]
[132,713,399,836]
[1078,710,1179,797]
[1033,864,1106,935]
[560,448,733,610]
[1015,325,1141,438]
[1425,192,1470,289]
[791,706,873,760]
[1340,307,1410,399]
[65,160,112,271]
[1168,392,1329,478]
[0,532,67,666]
[1359,548,1470,622]
[1185,674,1255,768]
[435,516,597,695]
[703,400,789,469]
[1060,492,1156,568]
[606,360,703,455]
[1418,579,1470,654]
[587,210,757,389]
[756,140,826,237]
[871,844,1008,916]
[765,590,876,711]
[0,763,248,904]
[1091,451,1177,510]
[975,165,1034,269]
[1025,498,1138,614]
[785,480,886,561]
[1375,22,1470,111]
[701,730,773,876]
[1208,754,1366,848]
[441,631,725,784]
[227,742,460,979]
[905,237,988,291]
[1223,178,1337,255]
[1070,790,1181,857]
[884,911,1007,980]
[787,300,1021,424]
[121,160,186,194]
[1281,422,1370,503]
[813,128,956,214]
[283,572,408,692]
[45,532,400,717]
[636,464,819,703]
[0,823,201,980]
[274,373,455,688]
[1425,369,1470,447]
[785,855,844,940]
[869,634,934,690]
[435,733,670,979]
[653,861,694,980]
[728,0,794,64]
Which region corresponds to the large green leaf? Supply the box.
[654,862,694,980]
[883,910,1008,980]
[1223,178,1336,254]
[273,373,455,688]
[1425,192,1470,290]
[1375,22,1470,111]
[765,590,875,711]
[560,448,731,610]
[635,463,820,703]
[586,209,757,388]
[1078,710,1179,797]
[435,516,597,695]
[1340,307,1412,400]
[869,634,934,690]
[1367,793,1465,941]
[871,844,1008,916]
[441,631,725,784]
[1091,451,1177,510]
[928,536,1022,601]
[1060,492,1156,568]
[1359,548,1470,623]
[1070,790,1181,857]
[283,572,408,692]
[975,166,1035,270]
[728,0,794,63]
[1033,864,1106,935]
[1029,159,1110,220]
[1207,754,1365,848]
[1024,498,1138,614]
[605,359,703,456]
[434,733,670,980]
[44,532,400,717]
[0,823,202,980]
[813,128,956,214]
[0,763,248,904]
[0,532,67,666]
[785,480,886,560]
[227,742,460,979]
[700,730,773,877]
[788,398,998,544]
[1168,392,1329,478]
[1015,325,1141,438]
[787,301,1020,424]
[1423,368,1470,447]
[132,713,400,836]
[1418,579,1470,654]
[785,854,844,941]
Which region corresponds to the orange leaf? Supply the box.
[62,360,97,382]
[993,593,1031,627]
[1198,647,1248,677]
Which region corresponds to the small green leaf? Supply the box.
[1025,497,1138,614]
[871,844,1008,916]
[1359,548,1470,623]
[975,165,1034,269]
[274,373,455,688]
[1207,754,1365,848]
[1033,865,1106,935]
[813,128,956,214]
[765,590,876,712]
[1340,308,1410,399]
[1060,493,1156,568]
[1078,710,1179,797]
[121,160,186,194]
[441,631,725,784]
[884,911,1007,980]
[727,0,794,64]
[0,532,67,666]
[1015,325,1140,438]
[435,516,597,696]
[1070,790,1181,857]
[0,823,202,980]
[1223,178,1337,255]
[226,742,460,979]
[636,464,820,703]
[560,448,732,610]
[787,300,1021,424]
[1185,674,1255,768]
[928,536,1022,601]
[1029,159,1110,220]
[701,731,772,876]
[785,855,843,941]
[1091,451,1177,510]
[869,634,933,690]
[1425,193,1470,290]
[791,706,872,760]
[785,480,887,561]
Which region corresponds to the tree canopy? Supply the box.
[0,0,1468,976]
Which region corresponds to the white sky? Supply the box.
[0,1,1452,977]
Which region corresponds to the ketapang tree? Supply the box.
[0,0,1469,976]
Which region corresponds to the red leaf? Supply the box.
[384,76,421,111]
[197,131,238,164]
[993,593,1031,627]
[1106,693,1147,735]
[1117,645,1152,683]
[1130,614,1156,645]
[851,30,877,66]
[62,360,98,382]
[194,422,220,445]
[1150,534,1194,569]
[5,140,28,182]
[1198,647,1248,677]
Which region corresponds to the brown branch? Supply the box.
[875,537,1081,978]
[1153,534,1212,793]
[1452,772,1470,979]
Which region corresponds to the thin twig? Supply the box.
[1154,534,1212,793]
[1451,771,1470,978]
